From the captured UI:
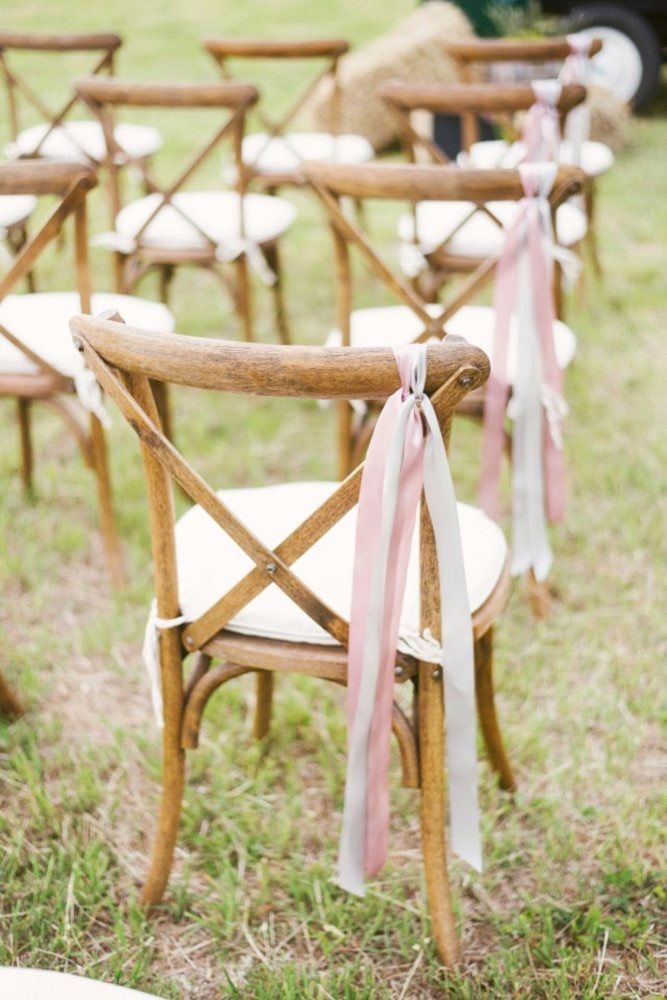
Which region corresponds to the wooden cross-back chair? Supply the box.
[71,310,515,966]
[75,77,295,344]
[0,31,162,184]
[302,160,584,476]
[202,36,374,191]
[445,37,609,273]
[379,81,588,311]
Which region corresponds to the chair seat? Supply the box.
[464,138,615,178]
[8,121,162,164]
[172,481,508,645]
[241,131,374,174]
[114,191,296,254]
[398,197,587,258]
[0,967,161,999]
[333,303,577,384]
[0,292,174,379]
[0,194,37,229]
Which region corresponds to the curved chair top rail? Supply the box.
[302,160,585,204]
[445,36,603,64]
[381,81,586,116]
[202,37,349,60]
[0,31,122,53]
[70,313,489,400]
[0,159,97,196]
[74,76,259,109]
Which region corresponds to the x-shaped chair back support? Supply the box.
[0,32,121,162]
[69,313,489,663]
[74,77,258,252]
[380,81,587,165]
[303,160,584,348]
[0,160,97,391]
[203,36,348,181]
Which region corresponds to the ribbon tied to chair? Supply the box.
[522,80,563,164]
[480,162,568,582]
[559,35,594,167]
[337,343,481,897]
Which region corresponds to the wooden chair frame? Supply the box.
[380,81,587,309]
[203,36,349,190]
[302,160,584,476]
[75,77,288,344]
[0,161,123,721]
[445,37,604,274]
[71,310,514,966]
[0,32,121,162]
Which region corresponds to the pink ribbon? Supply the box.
[522,80,563,163]
[338,345,481,895]
[480,163,567,580]
[561,34,594,86]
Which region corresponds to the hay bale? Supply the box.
[586,85,629,150]
[303,2,474,152]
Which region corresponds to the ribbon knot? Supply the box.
[522,80,563,164]
[337,343,481,897]
[559,34,594,167]
[480,162,568,582]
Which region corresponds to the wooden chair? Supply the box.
[202,37,374,191]
[75,77,295,344]
[0,32,162,179]
[444,37,610,273]
[0,160,175,588]
[380,81,588,311]
[71,311,515,967]
[302,160,584,477]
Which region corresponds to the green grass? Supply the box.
[1,2,666,997]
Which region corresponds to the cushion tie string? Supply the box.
[142,598,187,728]
[337,342,481,897]
[480,161,567,583]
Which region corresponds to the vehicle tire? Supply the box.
[568,4,662,109]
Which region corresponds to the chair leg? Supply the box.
[262,241,290,345]
[89,414,124,588]
[158,264,175,305]
[139,711,186,907]
[474,628,516,793]
[585,184,603,280]
[17,398,34,495]
[252,670,274,740]
[528,570,550,619]
[418,662,462,968]
[233,255,254,342]
[0,669,23,718]
[150,380,173,443]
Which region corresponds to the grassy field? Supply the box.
[1,2,666,997]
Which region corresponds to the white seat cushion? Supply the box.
[0,292,174,378]
[464,138,614,178]
[334,303,576,383]
[242,131,374,173]
[115,191,296,254]
[399,197,587,257]
[0,967,162,999]
[8,121,162,164]
[0,194,37,229]
[173,481,508,643]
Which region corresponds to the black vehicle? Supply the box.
[541,2,665,108]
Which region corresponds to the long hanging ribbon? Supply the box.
[559,35,594,168]
[480,163,568,582]
[338,344,481,897]
[522,80,563,163]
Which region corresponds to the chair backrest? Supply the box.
[0,159,96,392]
[302,160,583,345]
[203,36,349,174]
[0,31,121,156]
[69,312,489,664]
[74,77,258,235]
[445,36,603,80]
[381,81,587,161]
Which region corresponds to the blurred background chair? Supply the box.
[0,160,174,587]
[75,77,295,344]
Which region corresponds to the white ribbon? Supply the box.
[142,598,187,728]
[73,369,111,428]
